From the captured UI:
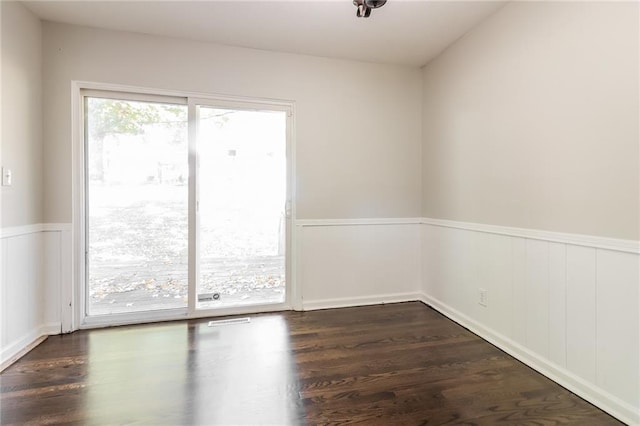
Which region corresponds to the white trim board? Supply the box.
[418,294,639,425]
[295,217,639,253]
[72,80,296,110]
[421,218,639,254]
[5,220,636,252]
[0,223,43,239]
[296,218,422,227]
[42,223,72,233]
[0,323,61,372]
[1,223,72,238]
[302,292,422,311]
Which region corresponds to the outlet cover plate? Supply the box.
[478,288,488,307]
[2,168,12,186]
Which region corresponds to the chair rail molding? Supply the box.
[420,217,639,254]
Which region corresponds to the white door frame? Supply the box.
[70,81,299,330]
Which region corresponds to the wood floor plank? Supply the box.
[0,302,623,425]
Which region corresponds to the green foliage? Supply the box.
[87,98,186,139]
[86,97,188,181]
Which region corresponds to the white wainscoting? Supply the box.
[420,220,640,425]
[296,219,422,310]
[0,224,70,370]
[2,218,638,424]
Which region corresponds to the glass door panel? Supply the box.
[85,96,188,316]
[196,107,287,310]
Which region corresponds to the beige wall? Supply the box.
[42,22,422,223]
[421,1,639,240]
[1,1,43,227]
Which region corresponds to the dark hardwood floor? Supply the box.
[0,302,623,425]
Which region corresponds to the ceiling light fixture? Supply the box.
[353,0,387,18]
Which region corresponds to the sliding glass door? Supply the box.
[85,95,189,316]
[83,90,290,323]
[195,105,287,311]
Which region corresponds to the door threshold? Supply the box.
[79,302,291,330]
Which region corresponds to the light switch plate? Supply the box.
[2,168,12,186]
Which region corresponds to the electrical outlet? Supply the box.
[2,167,12,186]
[478,288,488,307]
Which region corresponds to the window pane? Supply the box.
[86,97,188,315]
[197,107,287,310]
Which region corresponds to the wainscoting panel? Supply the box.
[60,228,73,333]
[566,245,597,383]
[43,231,61,331]
[595,250,639,408]
[1,237,6,358]
[2,218,638,423]
[548,242,567,368]
[524,239,550,358]
[297,220,421,310]
[421,220,640,424]
[1,229,43,368]
[473,232,512,340]
[0,225,66,369]
[422,226,514,339]
[511,237,527,345]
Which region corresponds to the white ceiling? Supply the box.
[23,0,506,67]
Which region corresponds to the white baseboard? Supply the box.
[0,322,60,372]
[302,292,421,311]
[41,322,62,335]
[418,293,639,425]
